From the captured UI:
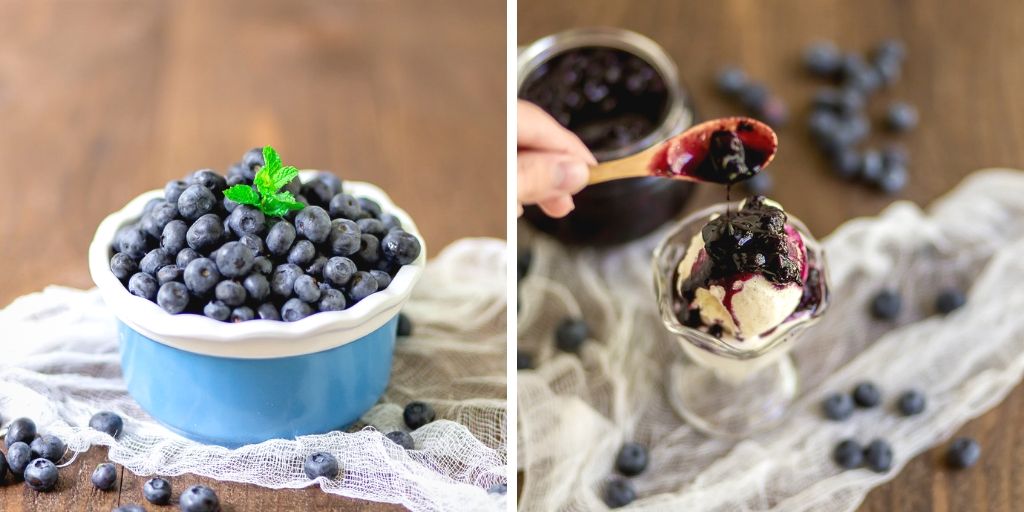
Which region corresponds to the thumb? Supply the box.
[517,151,590,205]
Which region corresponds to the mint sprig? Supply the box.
[224,146,305,217]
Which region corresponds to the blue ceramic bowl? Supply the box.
[89,173,426,447]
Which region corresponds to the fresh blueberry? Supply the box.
[281,298,313,322]
[517,351,533,370]
[833,439,864,469]
[143,198,163,216]
[305,256,328,277]
[271,264,304,297]
[864,439,893,472]
[897,389,926,416]
[215,241,255,278]
[874,55,902,85]
[357,218,387,239]
[859,149,884,183]
[230,306,255,322]
[936,288,967,315]
[164,180,189,205]
[886,102,918,132]
[381,230,421,265]
[947,437,981,468]
[143,477,172,505]
[324,257,357,287]
[403,401,436,429]
[117,227,149,259]
[180,484,221,512]
[803,41,842,77]
[128,273,158,301]
[378,213,402,232]
[517,249,532,281]
[874,39,906,63]
[487,483,507,495]
[397,313,413,337]
[369,269,391,290]
[114,505,145,512]
[870,289,901,320]
[615,442,648,476]
[142,201,179,238]
[822,392,855,421]
[738,82,768,111]
[203,300,231,321]
[757,95,789,127]
[295,206,332,243]
[357,197,382,218]
[294,275,322,303]
[385,431,415,450]
[190,169,227,194]
[24,458,58,491]
[6,417,36,448]
[301,180,335,208]
[214,280,247,307]
[227,205,266,238]
[257,302,281,320]
[603,477,636,508]
[882,144,909,167]
[160,220,188,254]
[318,289,347,312]
[841,54,882,94]
[239,233,264,256]
[555,318,589,353]
[110,253,139,281]
[266,220,297,256]
[876,164,908,194]
[853,382,881,408]
[0,449,8,480]
[357,234,381,264]
[139,248,173,276]
[177,184,216,221]
[831,146,861,180]
[157,282,189,313]
[91,462,117,491]
[6,442,32,474]
[252,256,273,275]
[176,248,202,268]
[742,171,773,195]
[29,435,65,463]
[287,239,317,267]
[304,452,340,480]
[89,411,124,438]
[240,273,269,302]
[715,66,748,96]
[184,258,221,296]
[242,147,265,172]
[327,219,362,256]
[186,213,225,251]
[347,271,378,303]
[329,193,364,220]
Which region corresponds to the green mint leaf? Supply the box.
[253,166,276,198]
[262,202,291,218]
[262,146,282,173]
[223,184,260,206]
[272,191,306,211]
[271,165,299,190]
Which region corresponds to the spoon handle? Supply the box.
[587,145,661,185]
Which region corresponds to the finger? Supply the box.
[538,196,575,218]
[518,100,598,166]
[517,151,590,205]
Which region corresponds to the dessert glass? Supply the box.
[653,202,830,438]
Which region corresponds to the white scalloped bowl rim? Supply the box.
[89,171,425,352]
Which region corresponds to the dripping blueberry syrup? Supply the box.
[648,117,777,184]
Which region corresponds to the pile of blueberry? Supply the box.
[109,147,421,322]
[715,67,790,128]
[802,39,916,193]
[603,441,649,508]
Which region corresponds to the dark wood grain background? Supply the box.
[519,0,1024,510]
[0,0,504,510]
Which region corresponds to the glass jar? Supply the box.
[518,27,696,246]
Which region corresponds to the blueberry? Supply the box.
[257,303,281,320]
[864,439,893,472]
[935,288,966,315]
[874,55,902,85]
[128,273,158,300]
[615,442,648,476]
[0,451,7,481]
[203,300,231,321]
[859,149,884,183]
[114,505,145,512]
[177,248,202,268]
[29,435,65,463]
[139,248,173,275]
[304,452,340,480]
[281,298,313,322]
[190,169,227,194]
[215,241,255,278]
[808,109,840,142]
[357,197,382,218]
[6,417,36,448]
[397,313,413,337]
[143,477,172,505]
[385,431,415,450]
[6,442,32,474]
[180,484,221,512]
[347,271,378,303]
[186,213,225,251]
[742,171,773,195]
[738,82,768,111]
[237,274,268,303]
[873,39,906,63]
[897,389,926,416]
[294,275,322,303]
[252,256,273,275]
[381,230,421,265]
[238,233,265,257]
[143,198,163,216]
[840,54,880,94]
[91,462,117,491]
[369,269,392,290]
[555,318,589,353]
[882,144,909,167]
[517,351,532,370]
[271,263,303,297]
[295,206,332,243]
[117,227,149,259]
[329,193,364,220]
[214,280,247,307]
[227,204,266,238]
[357,234,381,264]
[488,483,507,495]
[324,257,357,287]
[853,382,881,408]
[304,256,328,278]
[230,306,255,322]
[157,282,189,314]
[266,220,297,256]
[164,180,189,205]
[184,258,221,296]
[757,95,789,127]
[142,201,179,238]
[327,219,362,256]
[318,289,347,312]
[177,184,216,221]
[870,289,902,320]
[876,164,908,194]
[379,213,402,232]
[403,401,436,430]
[161,220,188,254]
[89,411,124,438]
[24,458,58,491]
[603,477,636,508]
[814,87,865,116]
[715,66,748,96]
[110,253,139,281]
[288,239,317,267]
[357,218,387,239]
[242,147,265,172]
[517,249,532,281]
[302,180,335,208]
[886,102,918,132]
[822,392,855,421]
[831,147,861,180]
[947,437,981,468]
[833,439,864,469]
[803,41,842,77]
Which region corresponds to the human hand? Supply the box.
[517,100,597,217]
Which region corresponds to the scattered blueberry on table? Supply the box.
[603,477,637,508]
[304,452,340,480]
[897,390,927,416]
[947,437,981,469]
[386,430,415,450]
[615,442,649,477]
[852,382,882,408]
[24,458,58,491]
[403,401,437,430]
[822,392,855,421]
[555,318,589,353]
[715,66,789,127]
[7,441,33,475]
[30,434,66,463]
[864,439,893,472]
[180,484,222,512]
[143,477,173,505]
[91,462,118,491]
[885,101,918,132]
[6,417,37,447]
[935,288,967,315]
[833,439,864,469]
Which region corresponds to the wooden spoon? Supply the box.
[588,117,778,186]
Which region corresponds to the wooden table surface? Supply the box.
[520,0,1024,510]
[0,0,503,510]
